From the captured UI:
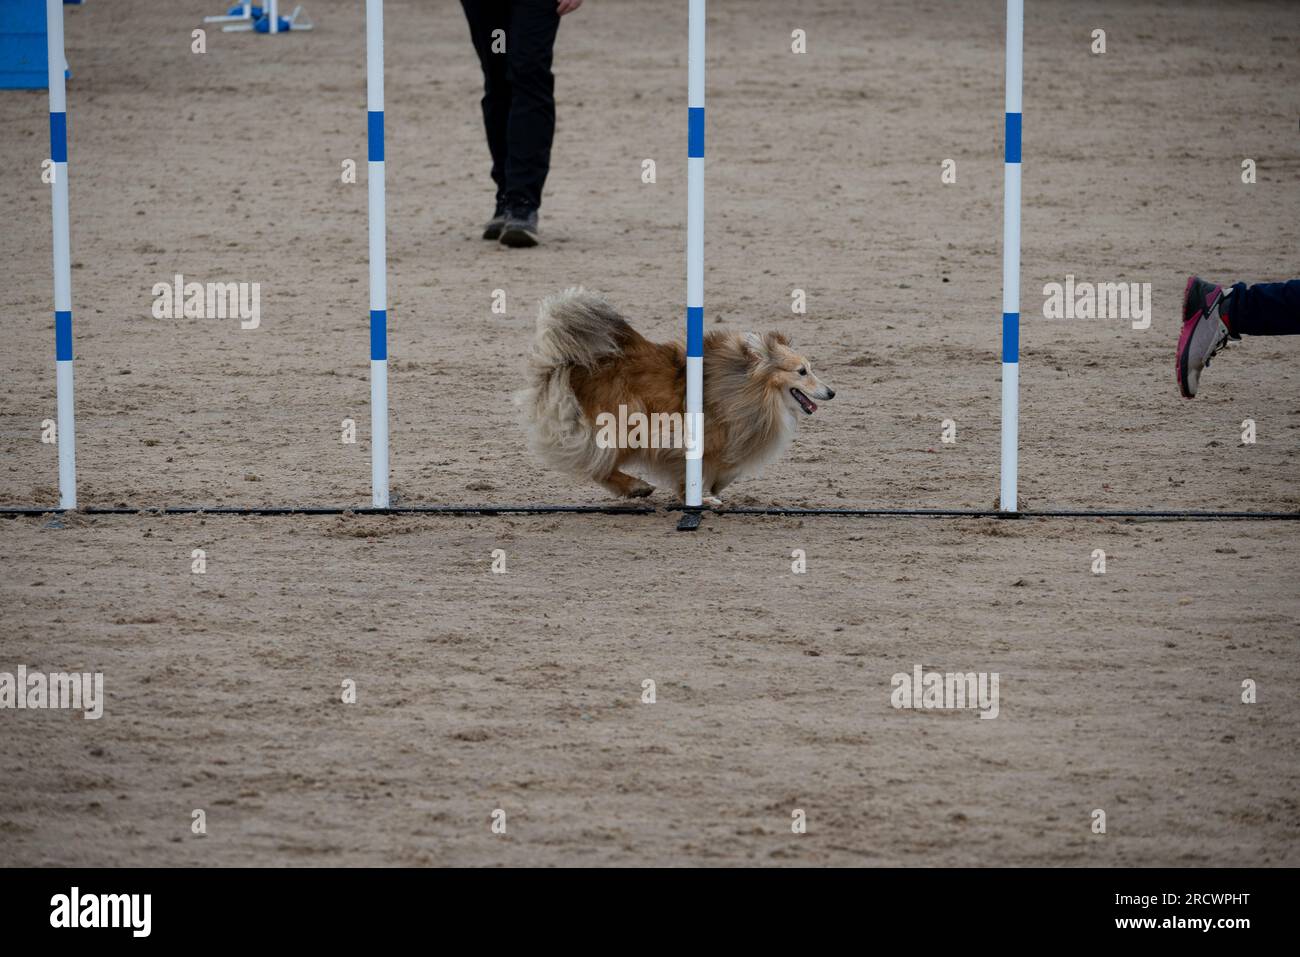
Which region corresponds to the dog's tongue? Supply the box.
[793,389,817,414]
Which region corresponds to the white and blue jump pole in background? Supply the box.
[999,0,1022,512]
[366,0,389,507]
[683,0,705,510]
[47,0,76,509]
[206,2,313,34]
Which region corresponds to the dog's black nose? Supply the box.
[826,388,836,399]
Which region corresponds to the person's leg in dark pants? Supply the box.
[500,0,560,216]
[462,0,513,237]
[462,0,562,246]
[1225,280,1300,336]
[1177,277,1300,398]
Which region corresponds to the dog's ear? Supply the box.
[743,331,765,357]
[764,330,792,351]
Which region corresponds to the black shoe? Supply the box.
[499,208,540,248]
[482,205,507,241]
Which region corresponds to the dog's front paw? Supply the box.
[702,495,723,507]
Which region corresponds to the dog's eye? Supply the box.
[797,367,807,376]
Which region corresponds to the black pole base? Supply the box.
[676,509,704,531]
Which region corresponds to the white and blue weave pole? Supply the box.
[47,0,76,509]
[366,0,389,507]
[684,0,705,507]
[998,0,1023,512]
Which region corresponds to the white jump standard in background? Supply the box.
[47,0,76,510]
[999,0,1023,512]
[367,0,390,508]
[683,0,706,510]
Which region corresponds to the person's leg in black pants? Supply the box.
[462,0,513,235]
[1225,280,1300,336]
[462,0,561,245]
[499,0,560,216]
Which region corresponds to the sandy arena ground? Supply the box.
[1,0,1297,866]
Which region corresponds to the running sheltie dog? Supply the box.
[521,289,835,503]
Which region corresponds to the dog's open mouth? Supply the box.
[790,388,817,415]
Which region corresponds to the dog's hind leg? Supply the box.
[599,469,655,499]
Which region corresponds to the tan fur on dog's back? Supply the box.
[522,289,833,501]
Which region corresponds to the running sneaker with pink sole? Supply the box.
[1176,276,1231,399]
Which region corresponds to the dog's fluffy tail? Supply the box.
[532,288,638,370]
[520,289,636,481]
